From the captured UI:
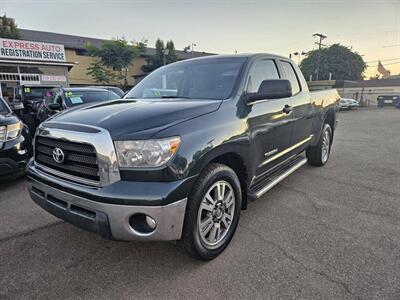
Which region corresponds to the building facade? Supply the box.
[0,36,72,101]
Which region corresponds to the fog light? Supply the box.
[145,215,157,230]
[129,213,157,234]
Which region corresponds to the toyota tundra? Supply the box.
[27,54,340,260]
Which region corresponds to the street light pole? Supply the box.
[290,51,308,64]
[162,48,169,66]
[191,43,197,57]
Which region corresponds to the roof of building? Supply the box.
[20,29,213,60]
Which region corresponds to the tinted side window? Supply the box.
[281,61,300,95]
[247,59,280,93]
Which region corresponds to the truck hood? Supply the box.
[45,99,222,139]
[0,113,20,126]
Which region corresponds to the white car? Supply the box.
[339,98,359,110]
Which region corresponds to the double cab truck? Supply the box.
[27,54,339,260]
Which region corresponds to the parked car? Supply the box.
[27,54,339,260]
[377,95,400,108]
[339,98,359,110]
[87,86,125,98]
[9,85,58,134]
[37,87,120,123]
[0,96,32,180]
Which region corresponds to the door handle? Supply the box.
[283,104,292,114]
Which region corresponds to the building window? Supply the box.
[75,49,88,56]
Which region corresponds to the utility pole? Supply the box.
[313,33,327,80]
[313,33,327,50]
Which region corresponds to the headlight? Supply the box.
[0,126,5,148]
[115,136,181,168]
[6,121,23,141]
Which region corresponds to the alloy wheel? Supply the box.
[197,180,235,249]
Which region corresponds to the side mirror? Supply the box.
[48,103,62,111]
[248,79,292,102]
[10,102,24,111]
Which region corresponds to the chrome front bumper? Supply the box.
[28,179,187,241]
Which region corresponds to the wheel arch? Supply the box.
[190,145,250,210]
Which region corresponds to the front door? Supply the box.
[246,58,294,179]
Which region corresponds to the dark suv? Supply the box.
[377,95,400,108]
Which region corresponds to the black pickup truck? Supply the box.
[27,54,339,260]
[0,97,32,180]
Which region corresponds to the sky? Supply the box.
[1,0,399,78]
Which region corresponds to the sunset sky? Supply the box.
[2,0,399,78]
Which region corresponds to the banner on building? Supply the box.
[0,38,66,62]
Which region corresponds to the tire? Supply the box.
[306,123,333,167]
[181,163,242,260]
[20,114,36,136]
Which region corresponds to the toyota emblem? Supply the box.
[52,147,65,163]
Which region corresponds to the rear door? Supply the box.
[280,60,313,151]
[246,58,294,178]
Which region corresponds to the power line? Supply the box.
[334,30,400,37]
[365,58,400,63]
[367,61,400,67]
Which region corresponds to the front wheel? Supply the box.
[181,163,242,260]
[307,123,333,166]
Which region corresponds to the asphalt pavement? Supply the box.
[1,108,399,299]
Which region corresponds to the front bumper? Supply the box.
[28,175,187,241]
[0,135,30,179]
[27,161,194,241]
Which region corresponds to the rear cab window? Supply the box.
[280,61,301,95]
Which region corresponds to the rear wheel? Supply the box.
[307,123,332,166]
[181,163,241,260]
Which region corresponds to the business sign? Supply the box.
[41,75,67,82]
[0,38,66,62]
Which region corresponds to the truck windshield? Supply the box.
[125,57,246,100]
[0,98,11,115]
[63,90,120,107]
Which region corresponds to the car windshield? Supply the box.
[23,87,52,100]
[125,57,246,100]
[0,98,11,115]
[63,90,120,107]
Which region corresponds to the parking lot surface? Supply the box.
[1,108,399,299]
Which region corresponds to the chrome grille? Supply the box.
[35,136,100,182]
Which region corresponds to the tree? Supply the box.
[86,60,116,84]
[0,15,21,39]
[299,44,367,81]
[142,39,179,73]
[165,40,178,64]
[86,38,140,88]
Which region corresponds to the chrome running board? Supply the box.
[253,157,307,199]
